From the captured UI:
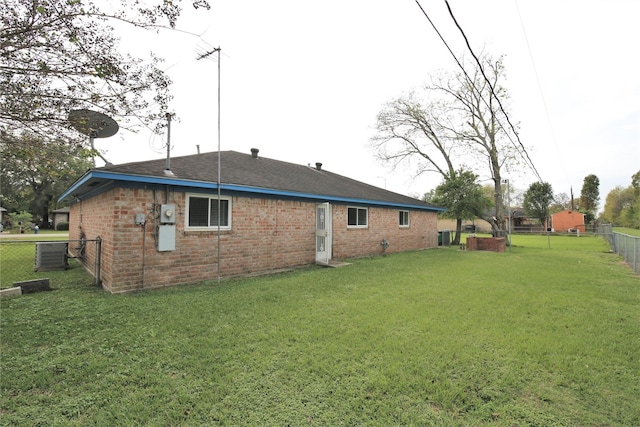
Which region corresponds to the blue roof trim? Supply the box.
[221,184,445,211]
[58,171,93,201]
[59,170,445,212]
[58,171,216,202]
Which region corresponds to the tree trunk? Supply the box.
[490,178,506,237]
[453,217,462,245]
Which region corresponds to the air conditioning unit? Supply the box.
[35,242,69,271]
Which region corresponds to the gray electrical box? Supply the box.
[157,225,176,251]
[135,213,146,225]
[160,204,176,224]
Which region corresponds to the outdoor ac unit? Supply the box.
[35,242,69,271]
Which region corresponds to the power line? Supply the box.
[443,0,542,182]
[514,0,566,182]
[413,0,542,182]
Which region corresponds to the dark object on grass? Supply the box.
[15,278,51,294]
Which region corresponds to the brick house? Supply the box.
[551,210,586,232]
[59,149,444,293]
[52,206,70,229]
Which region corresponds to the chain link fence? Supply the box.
[0,238,102,289]
[597,224,639,274]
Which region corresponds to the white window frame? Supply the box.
[185,193,232,230]
[399,210,410,227]
[347,206,368,228]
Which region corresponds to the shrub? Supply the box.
[56,222,69,231]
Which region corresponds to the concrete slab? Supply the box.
[0,287,22,298]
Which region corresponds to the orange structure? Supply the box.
[551,210,585,232]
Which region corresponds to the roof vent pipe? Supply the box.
[315,162,322,170]
[251,148,259,158]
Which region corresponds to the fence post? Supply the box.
[95,236,102,287]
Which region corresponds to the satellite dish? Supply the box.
[68,109,119,166]
[68,109,119,138]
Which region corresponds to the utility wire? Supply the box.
[514,0,566,181]
[413,0,542,182]
[443,0,543,181]
[413,0,468,84]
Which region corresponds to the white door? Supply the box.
[315,203,332,264]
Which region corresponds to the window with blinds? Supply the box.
[186,194,231,229]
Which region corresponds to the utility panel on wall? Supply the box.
[160,204,176,224]
[158,225,176,251]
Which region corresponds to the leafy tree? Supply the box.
[372,90,462,238]
[430,170,492,245]
[580,174,600,223]
[1,0,210,142]
[6,210,33,232]
[632,170,640,195]
[630,171,640,228]
[549,192,569,214]
[604,186,635,227]
[0,134,93,226]
[372,53,528,237]
[523,181,554,227]
[421,189,436,204]
[601,175,640,228]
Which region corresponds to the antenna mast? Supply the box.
[197,46,222,284]
[165,113,172,172]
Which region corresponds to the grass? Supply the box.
[1,234,638,426]
[0,229,69,238]
[614,227,640,237]
[0,238,84,289]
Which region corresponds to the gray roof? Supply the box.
[59,150,443,211]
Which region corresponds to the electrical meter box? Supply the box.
[160,204,176,224]
[157,225,176,251]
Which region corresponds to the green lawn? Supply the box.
[1,234,638,426]
[614,227,640,237]
[0,229,69,238]
[0,237,84,288]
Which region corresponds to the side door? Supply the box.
[315,203,332,264]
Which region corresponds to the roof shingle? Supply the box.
[63,151,443,211]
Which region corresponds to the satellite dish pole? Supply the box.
[68,109,119,166]
[164,113,175,176]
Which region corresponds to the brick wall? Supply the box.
[70,187,439,293]
[332,205,437,258]
[551,210,586,232]
[69,189,117,286]
[466,236,506,252]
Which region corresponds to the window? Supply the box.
[347,207,368,227]
[399,210,409,227]
[186,194,231,229]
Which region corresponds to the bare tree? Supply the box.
[372,91,458,178]
[372,53,526,236]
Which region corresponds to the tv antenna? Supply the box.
[68,109,119,166]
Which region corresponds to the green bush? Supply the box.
[56,221,69,231]
[7,210,32,229]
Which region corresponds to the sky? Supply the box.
[99,0,640,212]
